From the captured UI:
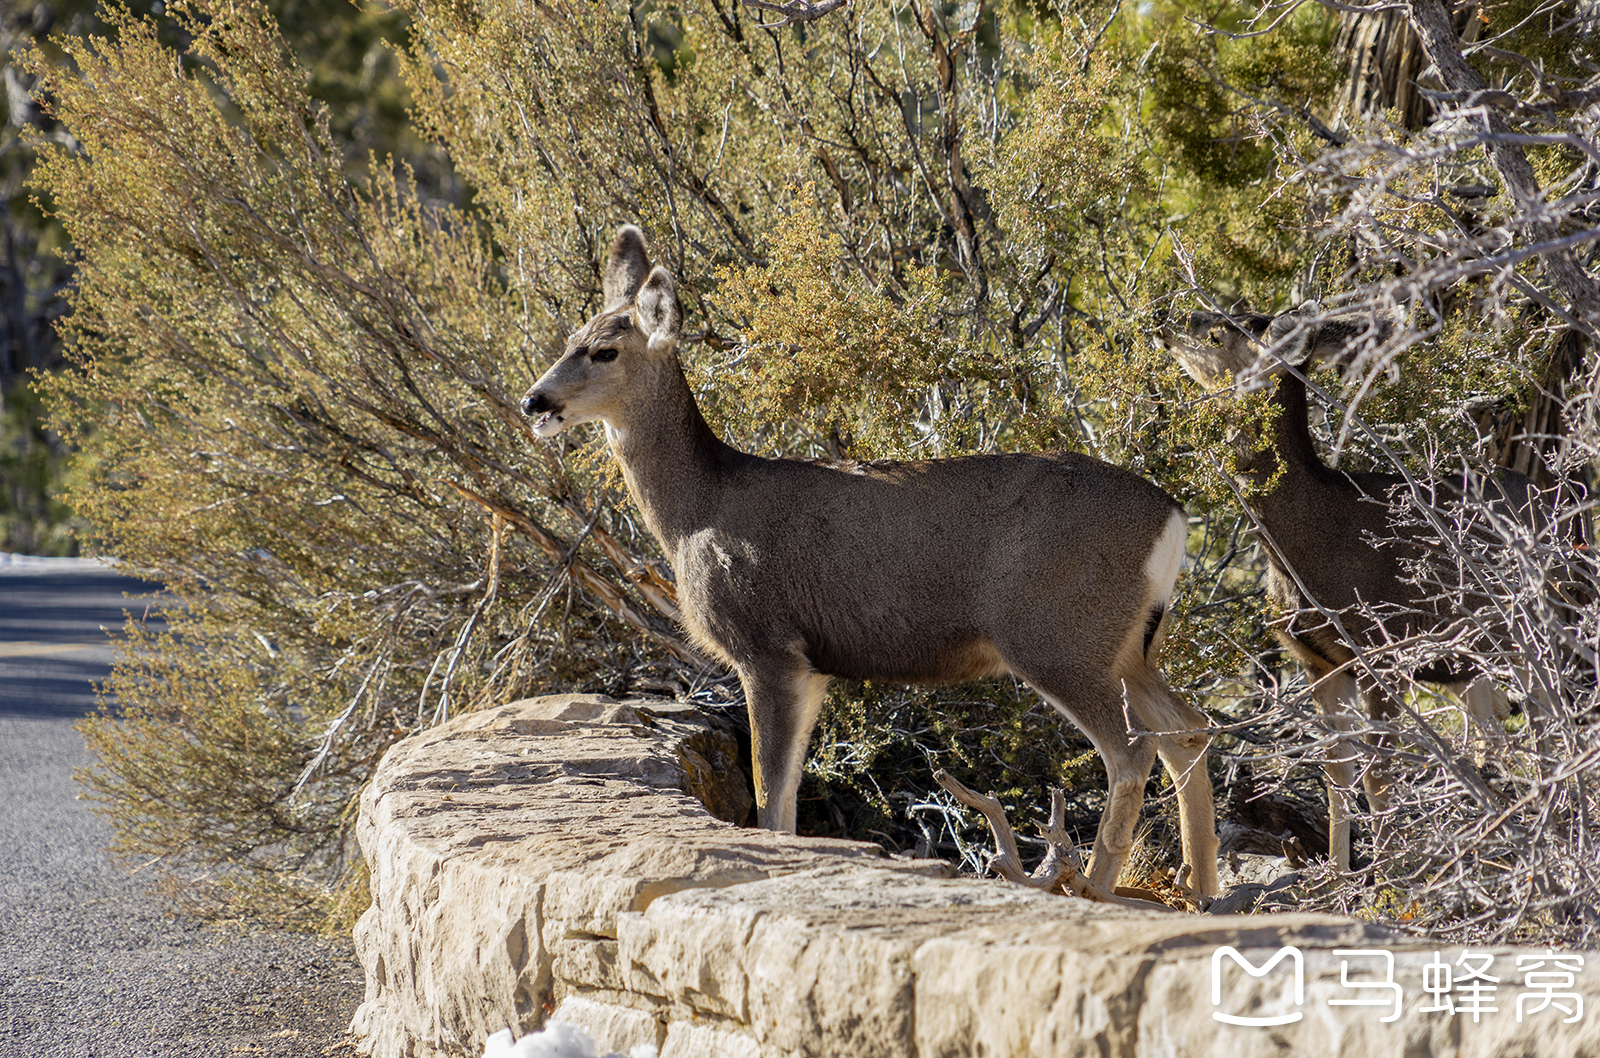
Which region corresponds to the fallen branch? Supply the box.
[932,770,1180,912]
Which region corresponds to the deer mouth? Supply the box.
[522,391,566,437]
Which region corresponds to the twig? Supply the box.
[932,770,1180,912]
[445,482,705,665]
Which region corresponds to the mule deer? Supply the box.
[521,225,1220,896]
[1157,305,1546,870]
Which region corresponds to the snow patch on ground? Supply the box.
[483,1023,658,1058]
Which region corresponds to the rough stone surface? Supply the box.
[351,694,923,1058]
[354,694,1600,1058]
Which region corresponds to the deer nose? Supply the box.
[521,392,544,417]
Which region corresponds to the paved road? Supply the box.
[0,557,364,1057]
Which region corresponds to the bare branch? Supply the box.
[740,0,851,28]
[1405,0,1600,333]
[446,482,707,665]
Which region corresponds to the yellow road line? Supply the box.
[0,641,106,658]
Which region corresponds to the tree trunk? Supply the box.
[1331,3,1481,133]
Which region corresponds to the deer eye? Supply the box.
[591,347,619,363]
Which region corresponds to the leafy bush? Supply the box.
[31,0,1600,942]
[37,0,1199,923]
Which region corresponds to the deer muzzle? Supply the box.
[520,390,566,437]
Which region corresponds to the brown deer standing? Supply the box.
[1157,305,1546,870]
[522,226,1220,896]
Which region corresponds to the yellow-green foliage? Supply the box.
[30,0,1594,927]
[29,0,594,912]
[714,202,956,457]
[981,47,1147,289]
[1475,0,1595,86]
[21,0,1337,917]
[76,617,344,918]
[711,200,1062,458]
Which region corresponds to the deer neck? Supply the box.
[1228,366,1356,573]
[1233,369,1351,558]
[1231,370,1326,490]
[605,356,731,561]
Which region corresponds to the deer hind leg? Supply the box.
[1130,590,1220,897]
[1357,682,1399,854]
[1308,666,1363,871]
[741,661,830,833]
[1098,656,1219,896]
[1025,675,1160,894]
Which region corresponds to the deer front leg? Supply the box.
[741,663,830,833]
[1309,667,1363,871]
[1358,683,1398,814]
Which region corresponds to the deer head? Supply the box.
[1157,303,1398,392]
[521,226,684,439]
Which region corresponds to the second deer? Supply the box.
[522,225,1220,896]
[1158,305,1547,870]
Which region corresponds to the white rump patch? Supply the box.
[1143,509,1186,606]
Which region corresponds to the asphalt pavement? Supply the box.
[0,557,364,1057]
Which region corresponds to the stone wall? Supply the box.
[352,694,1600,1058]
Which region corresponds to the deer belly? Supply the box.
[805,631,1009,685]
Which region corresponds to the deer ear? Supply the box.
[636,266,682,353]
[602,226,651,306]
[1266,308,1320,367]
